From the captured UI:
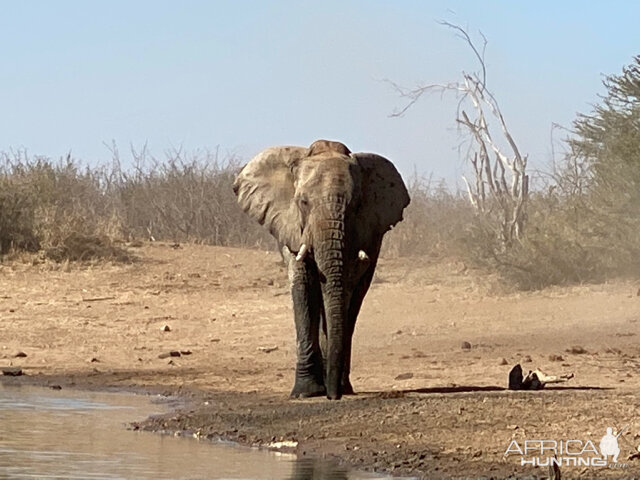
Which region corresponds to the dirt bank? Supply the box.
[2,243,639,478]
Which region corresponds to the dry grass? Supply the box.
[1,148,638,290]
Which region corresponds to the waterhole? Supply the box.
[0,384,390,479]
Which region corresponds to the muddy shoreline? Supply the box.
[5,372,638,479]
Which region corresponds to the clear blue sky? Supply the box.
[1,1,639,183]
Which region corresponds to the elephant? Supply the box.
[233,140,410,400]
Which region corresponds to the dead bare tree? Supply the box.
[389,22,529,248]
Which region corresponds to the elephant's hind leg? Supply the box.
[284,246,325,398]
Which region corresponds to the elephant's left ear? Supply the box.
[352,153,410,238]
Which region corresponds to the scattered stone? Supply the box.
[523,355,532,363]
[549,354,564,362]
[2,367,23,376]
[210,338,220,343]
[168,360,176,365]
[461,341,472,350]
[9,309,15,313]
[90,357,100,363]
[158,351,181,359]
[499,358,509,365]
[14,351,27,358]
[161,325,171,332]
[394,372,414,380]
[566,345,587,354]
[50,385,62,390]
[258,346,278,353]
[179,350,192,355]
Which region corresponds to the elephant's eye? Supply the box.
[297,195,309,208]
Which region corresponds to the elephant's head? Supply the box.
[233,140,409,398]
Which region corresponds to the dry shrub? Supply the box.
[44,232,133,263]
[0,148,272,263]
[111,146,271,247]
[462,177,640,290]
[0,177,40,253]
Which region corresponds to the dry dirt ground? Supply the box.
[1,243,640,479]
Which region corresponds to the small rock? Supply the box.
[394,372,414,380]
[179,350,192,355]
[566,345,587,355]
[90,357,100,363]
[523,355,532,363]
[461,341,472,350]
[168,360,176,365]
[14,352,27,358]
[549,354,564,362]
[258,346,278,353]
[161,325,171,332]
[499,358,509,365]
[2,367,23,376]
[50,385,62,390]
[158,351,181,359]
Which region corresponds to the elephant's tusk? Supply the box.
[296,244,309,262]
[358,250,369,261]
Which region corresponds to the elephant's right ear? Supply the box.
[233,146,308,250]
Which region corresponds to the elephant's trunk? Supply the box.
[313,198,348,400]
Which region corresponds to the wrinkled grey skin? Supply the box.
[234,140,409,400]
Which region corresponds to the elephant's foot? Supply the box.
[290,377,326,399]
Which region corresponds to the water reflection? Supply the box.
[289,458,349,479]
[0,384,386,479]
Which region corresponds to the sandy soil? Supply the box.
[1,242,639,479]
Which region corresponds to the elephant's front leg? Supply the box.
[284,247,325,398]
[342,245,381,395]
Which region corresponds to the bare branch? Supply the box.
[389,21,529,248]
